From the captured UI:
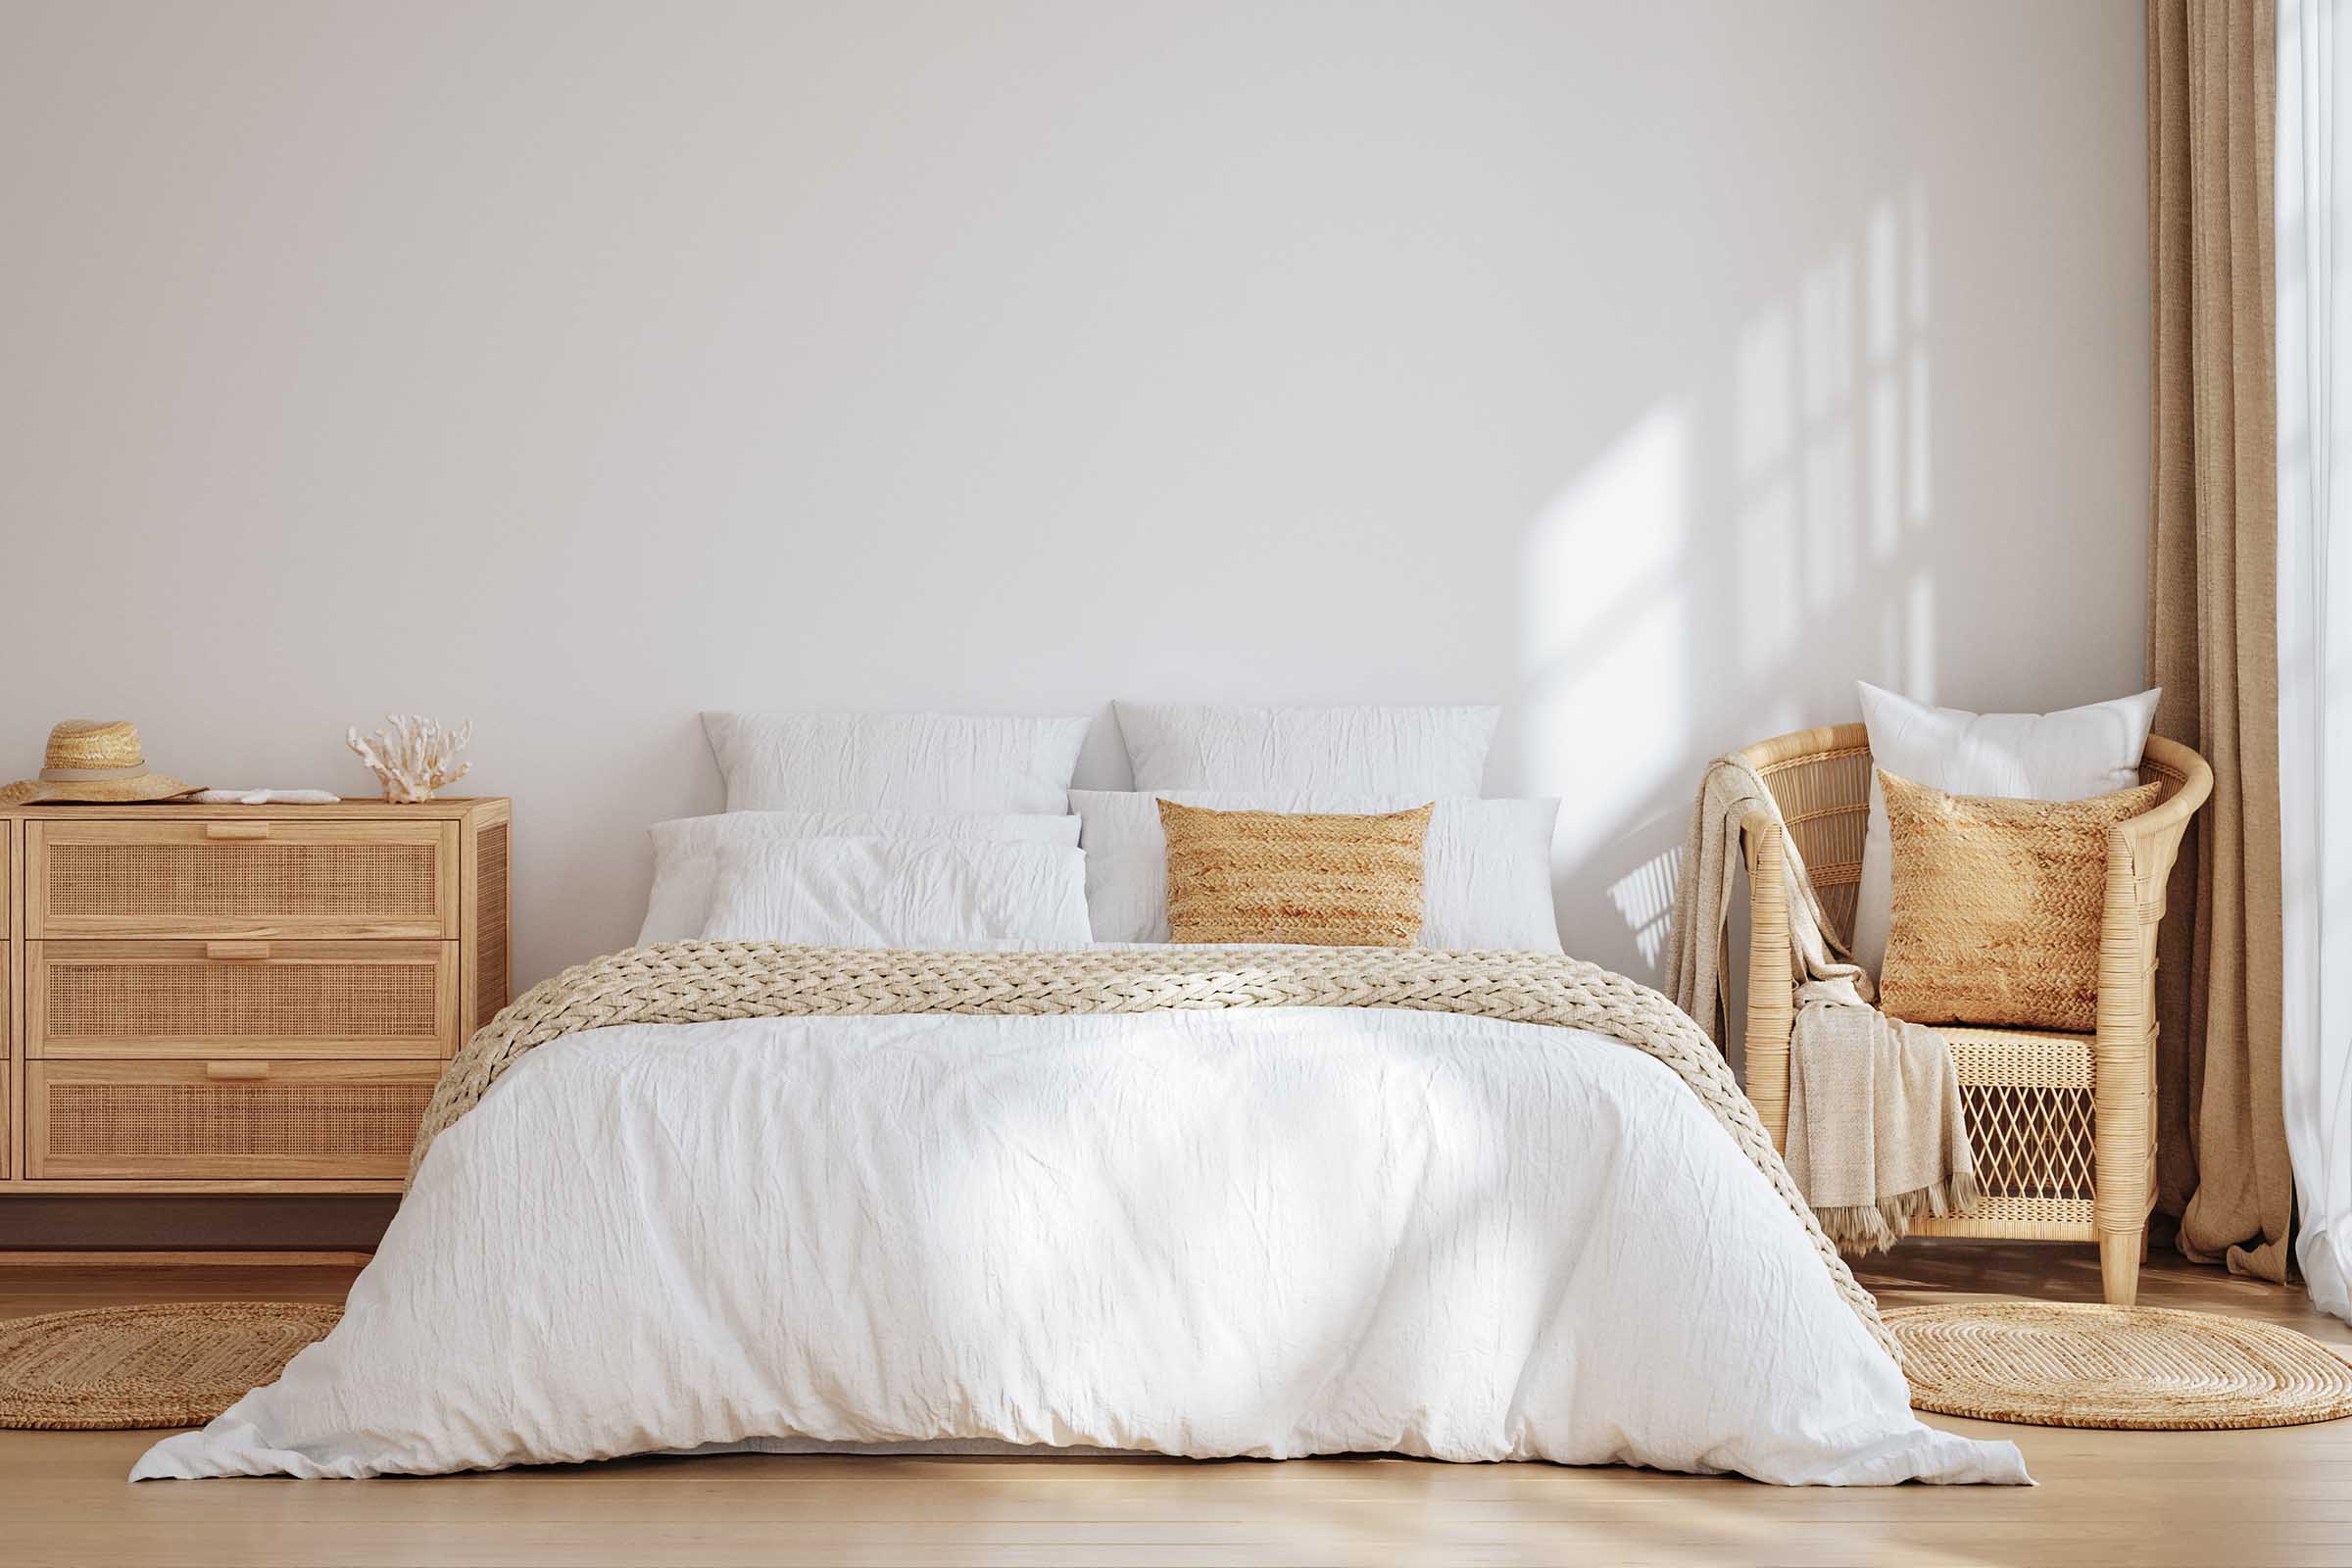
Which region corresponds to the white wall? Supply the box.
[0,0,2149,992]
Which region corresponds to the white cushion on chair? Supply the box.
[1850,682,2161,979]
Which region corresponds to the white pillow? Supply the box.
[1071,789,1562,953]
[639,810,1081,946]
[703,711,1090,814]
[1113,703,1499,795]
[700,839,1092,951]
[1850,681,2162,976]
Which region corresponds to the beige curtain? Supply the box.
[2147,0,2293,1281]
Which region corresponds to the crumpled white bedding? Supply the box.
[134,1007,2028,1486]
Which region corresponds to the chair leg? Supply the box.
[2100,1229,2143,1307]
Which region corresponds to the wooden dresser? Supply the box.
[0,799,509,1195]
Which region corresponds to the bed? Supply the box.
[132,944,2024,1486]
[131,707,2028,1486]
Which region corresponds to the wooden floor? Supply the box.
[5,1243,2349,1567]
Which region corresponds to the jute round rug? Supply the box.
[0,1301,341,1430]
[1887,1301,2352,1430]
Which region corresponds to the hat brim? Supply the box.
[0,772,197,807]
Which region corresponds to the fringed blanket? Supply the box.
[1664,757,1978,1252]
[413,941,1895,1359]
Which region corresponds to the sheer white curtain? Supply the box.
[2280,0,2352,1321]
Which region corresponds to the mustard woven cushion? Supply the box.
[1157,800,1433,948]
[1877,770,2162,1032]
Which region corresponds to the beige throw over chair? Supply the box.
[1735,723,2212,1306]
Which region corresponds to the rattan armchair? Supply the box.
[1734,723,2212,1306]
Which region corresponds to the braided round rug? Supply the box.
[1887,1301,2352,1430]
[0,1301,340,1430]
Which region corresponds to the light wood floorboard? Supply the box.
[3,1242,2348,1567]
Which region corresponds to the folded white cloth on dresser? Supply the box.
[192,788,343,805]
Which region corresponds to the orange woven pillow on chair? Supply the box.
[1876,770,2162,1033]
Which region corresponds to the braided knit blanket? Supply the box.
[412,942,1893,1360]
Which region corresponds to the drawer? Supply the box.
[27,820,457,939]
[25,941,458,1059]
[25,1058,440,1181]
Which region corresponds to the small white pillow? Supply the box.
[1850,681,2161,976]
[703,711,1090,814]
[639,810,1082,946]
[1113,703,1498,795]
[1071,789,1562,953]
[700,839,1092,951]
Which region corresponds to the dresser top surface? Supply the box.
[1,797,510,822]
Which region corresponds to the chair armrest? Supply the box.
[2117,753,2211,889]
[2089,760,2209,1237]
[1740,808,1794,1152]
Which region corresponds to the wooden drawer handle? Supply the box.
[205,942,271,961]
[204,822,271,840]
[204,1060,271,1080]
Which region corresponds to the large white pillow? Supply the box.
[639,810,1081,946]
[700,839,1092,951]
[1113,703,1499,795]
[1850,682,2161,977]
[703,711,1090,814]
[1071,789,1562,953]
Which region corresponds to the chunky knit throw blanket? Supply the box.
[410,942,1895,1359]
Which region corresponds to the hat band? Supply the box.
[39,762,154,782]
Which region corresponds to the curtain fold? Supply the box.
[2278,0,2352,1320]
[2147,0,2295,1281]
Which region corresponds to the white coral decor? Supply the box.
[347,714,473,804]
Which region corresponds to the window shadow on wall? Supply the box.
[1518,183,1936,1012]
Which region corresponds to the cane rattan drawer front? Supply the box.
[27,820,457,939]
[25,941,458,1059]
[26,1058,440,1181]
[2,959,11,1184]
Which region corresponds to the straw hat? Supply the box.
[0,720,196,806]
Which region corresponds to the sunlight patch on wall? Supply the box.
[1906,183,1934,535]
[1520,403,1690,879]
[1801,245,1859,612]
[1906,568,1937,700]
[1608,842,1684,970]
[1518,176,1936,973]
[1866,198,1904,560]
[1736,309,1799,671]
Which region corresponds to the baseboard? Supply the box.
[0,1194,399,1250]
[0,1250,373,1267]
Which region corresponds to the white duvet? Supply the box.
[135,1007,2027,1486]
